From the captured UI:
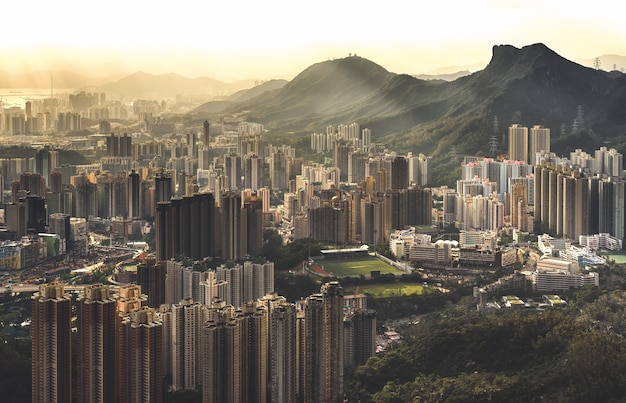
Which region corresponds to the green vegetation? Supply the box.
[261,233,322,271]
[601,252,626,264]
[344,282,428,297]
[315,256,402,278]
[0,335,31,402]
[345,295,626,402]
[274,272,321,302]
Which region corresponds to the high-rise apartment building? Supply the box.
[243,153,264,190]
[202,121,210,147]
[117,307,163,403]
[302,282,344,403]
[137,258,167,308]
[390,156,409,190]
[333,140,354,182]
[529,125,550,165]
[508,124,529,163]
[106,133,132,157]
[156,192,218,261]
[203,309,242,403]
[242,193,263,257]
[270,150,289,190]
[344,309,377,367]
[171,299,206,392]
[220,190,243,260]
[77,284,117,403]
[32,282,72,403]
[259,294,297,403]
[239,302,269,403]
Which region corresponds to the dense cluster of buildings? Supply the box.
[31,279,375,403]
[2,89,624,402]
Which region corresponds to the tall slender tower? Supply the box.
[508,124,529,163]
[239,302,269,403]
[31,282,72,403]
[259,294,297,403]
[118,307,163,403]
[203,310,242,403]
[303,281,344,402]
[171,299,206,392]
[220,190,243,260]
[529,125,550,166]
[203,121,210,147]
[77,284,118,403]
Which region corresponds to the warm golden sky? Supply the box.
[2,0,624,81]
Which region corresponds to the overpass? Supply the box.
[1,283,120,295]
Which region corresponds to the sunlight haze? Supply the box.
[1,0,624,81]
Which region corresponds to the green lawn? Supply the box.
[315,256,403,278]
[344,282,428,297]
[602,253,626,264]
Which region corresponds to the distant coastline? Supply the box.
[0,88,75,108]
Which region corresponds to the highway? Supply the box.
[1,283,120,295]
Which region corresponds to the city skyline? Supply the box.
[1,0,625,81]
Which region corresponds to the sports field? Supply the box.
[602,253,626,264]
[314,256,403,278]
[345,282,428,297]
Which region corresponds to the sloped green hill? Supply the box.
[192,44,626,158]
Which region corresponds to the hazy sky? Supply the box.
[2,0,624,81]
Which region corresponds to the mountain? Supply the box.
[0,71,123,89]
[192,79,288,115]
[227,79,288,102]
[95,72,257,99]
[195,44,626,158]
[413,70,471,81]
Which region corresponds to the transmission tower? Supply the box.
[576,105,585,127]
[492,115,499,134]
[449,145,459,161]
[593,57,601,70]
[489,135,499,155]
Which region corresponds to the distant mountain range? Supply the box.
[0,70,261,100]
[188,43,626,158]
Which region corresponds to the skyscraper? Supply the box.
[171,299,206,392]
[259,294,297,403]
[243,153,264,191]
[242,194,263,257]
[32,282,72,403]
[203,309,242,403]
[77,284,117,403]
[202,121,210,147]
[220,190,243,260]
[239,302,269,403]
[529,125,550,165]
[302,282,344,402]
[508,124,529,163]
[118,307,163,403]
[390,156,409,190]
[137,258,167,308]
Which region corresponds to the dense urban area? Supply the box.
[2,45,626,403]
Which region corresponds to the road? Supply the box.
[1,283,120,295]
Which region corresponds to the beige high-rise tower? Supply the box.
[32,282,72,403]
[529,125,550,165]
[508,124,529,163]
[77,284,117,403]
[171,299,206,392]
